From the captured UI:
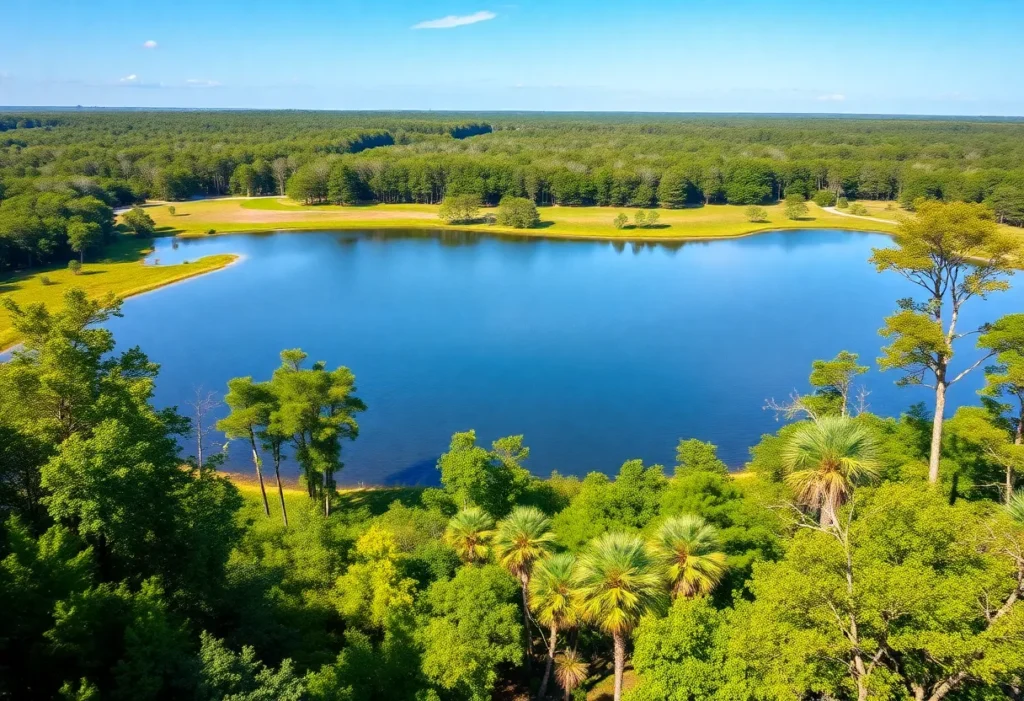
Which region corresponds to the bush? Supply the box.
[837,196,849,209]
[68,260,82,275]
[40,275,53,286]
[613,213,628,229]
[634,211,647,228]
[644,210,660,227]
[849,203,868,215]
[813,190,837,207]
[745,205,769,223]
[438,194,481,224]
[634,210,660,228]
[168,205,176,216]
[785,201,809,220]
[495,197,539,229]
[206,229,216,236]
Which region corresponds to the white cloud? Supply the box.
[185,78,222,88]
[412,10,496,29]
[816,93,846,102]
[119,74,138,83]
[143,40,158,49]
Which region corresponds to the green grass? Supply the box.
[0,236,236,350]
[145,198,899,242]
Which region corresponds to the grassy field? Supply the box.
[146,197,899,241]
[0,236,236,350]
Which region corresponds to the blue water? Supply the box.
[97,229,1023,485]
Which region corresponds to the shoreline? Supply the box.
[0,253,241,354]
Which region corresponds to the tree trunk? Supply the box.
[521,574,533,675]
[274,452,289,528]
[612,631,626,701]
[323,469,331,518]
[248,431,270,517]
[928,379,947,483]
[537,625,557,700]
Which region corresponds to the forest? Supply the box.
[2,111,1024,270]
[1,196,1024,700]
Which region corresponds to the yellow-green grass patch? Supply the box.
[0,236,236,350]
[146,198,898,242]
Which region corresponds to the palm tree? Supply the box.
[1007,492,1024,524]
[554,650,589,701]
[529,553,580,699]
[444,507,494,564]
[783,416,881,527]
[493,506,556,672]
[650,515,727,599]
[573,532,667,701]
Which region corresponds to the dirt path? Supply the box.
[822,206,892,224]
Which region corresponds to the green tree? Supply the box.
[196,632,305,701]
[979,313,1024,450]
[528,552,580,698]
[438,194,481,224]
[613,213,628,229]
[67,220,101,263]
[783,416,880,527]
[121,207,155,236]
[270,349,365,516]
[496,196,540,228]
[218,377,274,518]
[628,597,727,701]
[649,515,727,599]
[731,483,1024,701]
[744,205,768,222]
[332,525,416,631]
[436,431,531,516]
[492,506,555,670]
[785,193,809,220]
[419,564,523,701]
[444,507,494,564]
[674,439,728,475]
[807,350,869,418]
[871,200,1015,483]
[574,532,667,701]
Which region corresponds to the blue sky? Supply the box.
[1,0,1023,115]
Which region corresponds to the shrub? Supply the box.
[849,203,869,215]
[634,211,648,228]
[644,210,660,227]
[813,190,837,207]
[784,194,809,220]
[40,275,53,286]
[495,197,539,229]
[745,205,768,222]
[206,229,216,236]
[168,205,176,216]
[613,213,628,229]
[68,260,82,275]
[837,196,849,209]
[438,194,481,224]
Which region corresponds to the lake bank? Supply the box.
[144,197,901,241]
[0,240,239,350]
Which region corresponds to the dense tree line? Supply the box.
[3,111,1024,270]
[2,203,1024,699]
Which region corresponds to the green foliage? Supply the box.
[784,193,809,220]
[744,205,768,222]
[849,202,868,215]
[836,196,849,208]
[67,259,82,275]
[731,483,1024,700]
[197,631,305,701]
[628,597,727,701]
[674,439,728,475]
[496,196,540,228]
[613,212,628,229]
[436,431,531,517]
[553,459,666,549]
[418,564,524,700]
[121,207,155,236]
[438,194,481,224]
[813,189,837,207]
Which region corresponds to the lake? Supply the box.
[103,228,1023,485]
